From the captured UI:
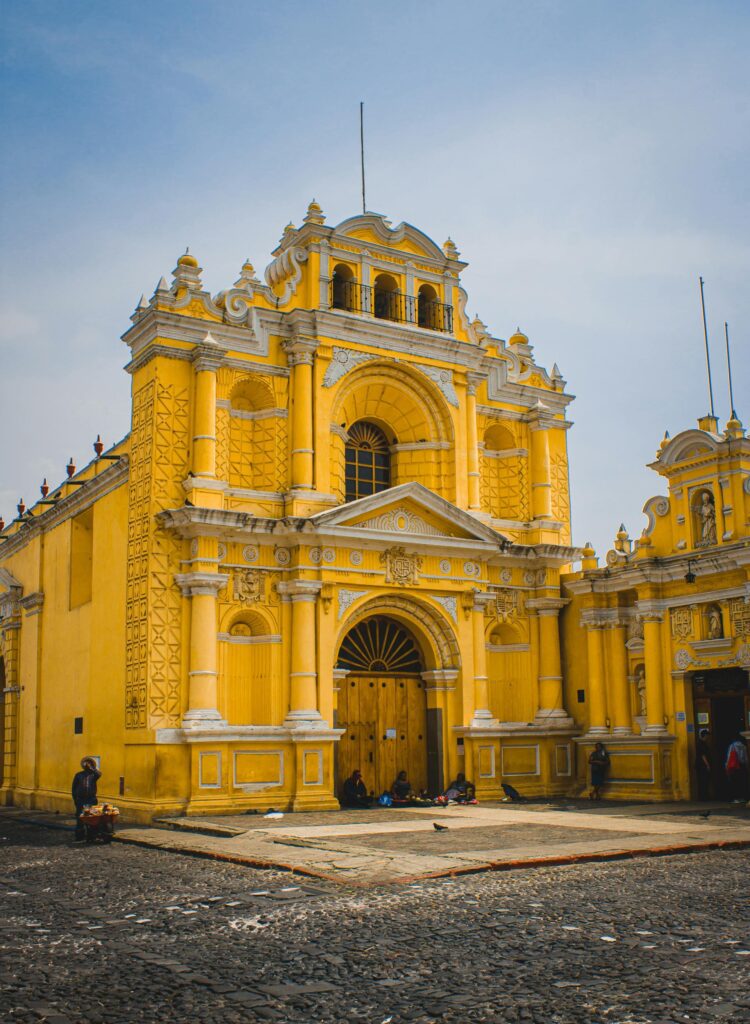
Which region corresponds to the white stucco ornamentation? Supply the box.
[322,347,377,387]
[338,589,367,620]
[242,545,259,563]
[355,506,444,536]
[416,364,459,408]
[433,595,458,622]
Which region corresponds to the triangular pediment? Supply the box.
[309,484,508,546]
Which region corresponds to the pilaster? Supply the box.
[174,570,229,728]
[527,597,574,728]
[277,580,324,726]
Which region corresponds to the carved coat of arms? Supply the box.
[670,607,693,640]
[381,546,422,586]
[233,569,264,604]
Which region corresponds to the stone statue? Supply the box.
[635,665,647,717]
[697,491,717,546]
[707,605,723,640]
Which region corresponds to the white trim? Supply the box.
[232,749,284,790]
[501,743,541,776]
[302,749,324,786]
[199,751,222,789]
[555,743,572,776]
[477,744,496,779]
[218,633,282,644]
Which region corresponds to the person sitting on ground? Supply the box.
[391,770,413,804]
[443,772,476,804]
[341,769,373,809]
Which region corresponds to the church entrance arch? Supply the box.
[336,616,428,798]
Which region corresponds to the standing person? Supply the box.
[695,729,712,801]
[588,742,610,801]
[725,734,748,804]
[72,757,101,842]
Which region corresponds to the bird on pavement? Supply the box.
[699,810,712,820]
[433,822,449,832]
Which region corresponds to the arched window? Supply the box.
[417,284,438,329]
[345,420,391,502]
[331,263,356,311]
[373,273,399,321]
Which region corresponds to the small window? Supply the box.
[345,421,391,502]
[74,717,83,734]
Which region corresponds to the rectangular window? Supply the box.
[69,507,94,608]
[74,717,83,734]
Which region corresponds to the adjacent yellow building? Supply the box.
[1,202,747,819]
[562,414,750,801]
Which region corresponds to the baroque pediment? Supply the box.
[309,483,508,547]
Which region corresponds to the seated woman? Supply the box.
[442,772,476,804]
[391,770,413,804]
[341,769,373,809]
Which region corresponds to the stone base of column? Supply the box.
[469,709,499,728]
[584,725,610,736]
[643,723,668,735]
[291,792,341,812]
[284,709,325,728]
[612,726,633,736]
[182,708,227,729]
[534,708,575,729]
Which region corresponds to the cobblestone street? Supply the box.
[1,818,748,1024]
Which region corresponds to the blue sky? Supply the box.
[1,1,748,557]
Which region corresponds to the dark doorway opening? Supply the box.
[691,667,749,800]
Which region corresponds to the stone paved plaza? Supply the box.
[1,815,749,1024]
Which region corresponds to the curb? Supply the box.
[112,831,750,887]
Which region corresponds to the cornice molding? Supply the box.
[0,457,130,559]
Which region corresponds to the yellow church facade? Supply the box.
[1,203,747,819]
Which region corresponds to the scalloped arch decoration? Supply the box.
[336,593,461,671]
[331,362,454,445]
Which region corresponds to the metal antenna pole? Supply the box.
[360,102,366,215]
[725,321,737,417]
[699,276,715,417]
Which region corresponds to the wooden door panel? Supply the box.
[338,674,427,798]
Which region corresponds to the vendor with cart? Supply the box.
[72,756,101,842]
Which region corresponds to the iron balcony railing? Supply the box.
[329,280,453,334]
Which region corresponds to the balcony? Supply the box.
[329,279,453,334]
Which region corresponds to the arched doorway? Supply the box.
[336,616,427,798]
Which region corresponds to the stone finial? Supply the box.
[471,314,489,342]
[154,276,171,295]
[443,237,460,259]
[232,258,260,290]
[725,414,745,439]
[304,198,326,225]
[135,293,149,312]
[614,523,630,554]
[172,248,203,292]
[658,430,670,453]
[508,327,529,347]
[581,542,598,570]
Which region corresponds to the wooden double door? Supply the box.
[337,674,428,798]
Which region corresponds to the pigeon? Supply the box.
[433,822,449,832]
[502,783,524,802]
[699,810,711,820]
